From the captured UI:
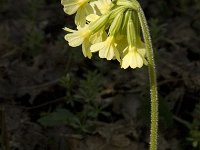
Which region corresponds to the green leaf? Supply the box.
[38,109,78,127]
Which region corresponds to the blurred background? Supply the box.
[0,0,200,149]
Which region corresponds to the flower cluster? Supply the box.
[61,0,148,69]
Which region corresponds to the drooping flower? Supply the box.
[120,10,147,69]
[94,0,113,15]
[121,46,144,69]
[64,26,91,47]
[75,3,94,26]
[61,0,90,15]
[61,0,93,26]
[90,36,120,62]
[63,11,110,58]
[89,11,124,62]
[89,29,107,44]
[64,26,92,58]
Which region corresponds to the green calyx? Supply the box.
[109,11,124,36]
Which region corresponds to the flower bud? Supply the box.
[127,11,136,46]
[88,14,110,33]
[109,11,124,35]
[109,6,126,21]
[121,10,132,33]
[132,11,141,44]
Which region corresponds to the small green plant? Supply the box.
[39,71,110,133]
[76,71,102,102]
[174,103,200,149]
[187,126,200,149]
[38,108,91,133]
[60,73,75,106]
[76,71,110,120]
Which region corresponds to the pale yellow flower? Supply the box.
[61,0,93,26]
[75,3,94,26]
[85,13,108,44]
[64,26,92,58]
[136,40,148,65]
[90,36,120,62]
[89,29,107,44]
[64,26,90,47]
[94,0,112,15]
[82,38,92,58]
[86,14,100,22]
[61,0,89,15]
[121,46,144,69]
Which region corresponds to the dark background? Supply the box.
[0,0,200,149]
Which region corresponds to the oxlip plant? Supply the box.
[61,0,158,150]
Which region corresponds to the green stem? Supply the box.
[137,7,158,150]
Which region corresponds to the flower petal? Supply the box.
[122,47,144,69]
[86,14,100,22]
[75,3,94,26]
[65,32,84,47]
[61,0,80,15]
[82,39,92,58]
[99,44,114,60]
[132,51,143,68]
[75,6,86,27]
[90,42,104,52]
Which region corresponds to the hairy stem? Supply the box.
[137,7,158,150]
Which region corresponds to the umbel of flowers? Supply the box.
[61,0,148,69]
